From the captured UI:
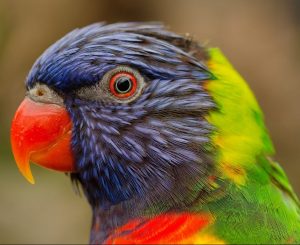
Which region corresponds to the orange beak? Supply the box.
[11,97,75,184]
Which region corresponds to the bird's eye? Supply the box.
[77,66,145,103]
[109,72,137,98]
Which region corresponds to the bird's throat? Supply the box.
[88,172,224,244]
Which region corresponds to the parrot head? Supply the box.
[11,23,216,208]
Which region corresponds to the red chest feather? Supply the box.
[104,213,211,244]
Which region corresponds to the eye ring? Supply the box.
[76,66,145,103]
[109,72,137,98]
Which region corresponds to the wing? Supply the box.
[204,48,300,244]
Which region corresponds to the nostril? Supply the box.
[36,89,45,96]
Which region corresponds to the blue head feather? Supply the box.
[26,23,215,213]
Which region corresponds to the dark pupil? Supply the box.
[115,76,132,94]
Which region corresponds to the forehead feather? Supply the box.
[26,22,210,92]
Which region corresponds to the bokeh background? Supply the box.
[0,0,299,243]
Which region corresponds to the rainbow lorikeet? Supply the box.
[11,23,300,244]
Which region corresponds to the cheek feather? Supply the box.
[65,77,214,206]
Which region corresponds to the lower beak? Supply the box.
[11,97,75,184]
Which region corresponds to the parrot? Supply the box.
[10,22,300,244]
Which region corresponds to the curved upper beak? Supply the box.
[11,97,75,184]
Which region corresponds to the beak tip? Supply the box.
[26,175,35,185]
[21,168,35,184]
[15,158,35,184]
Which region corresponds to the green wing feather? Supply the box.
[203,48,300,244]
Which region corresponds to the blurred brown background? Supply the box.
[0,0,299,243]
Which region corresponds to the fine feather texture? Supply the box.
[25,23,300,244]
